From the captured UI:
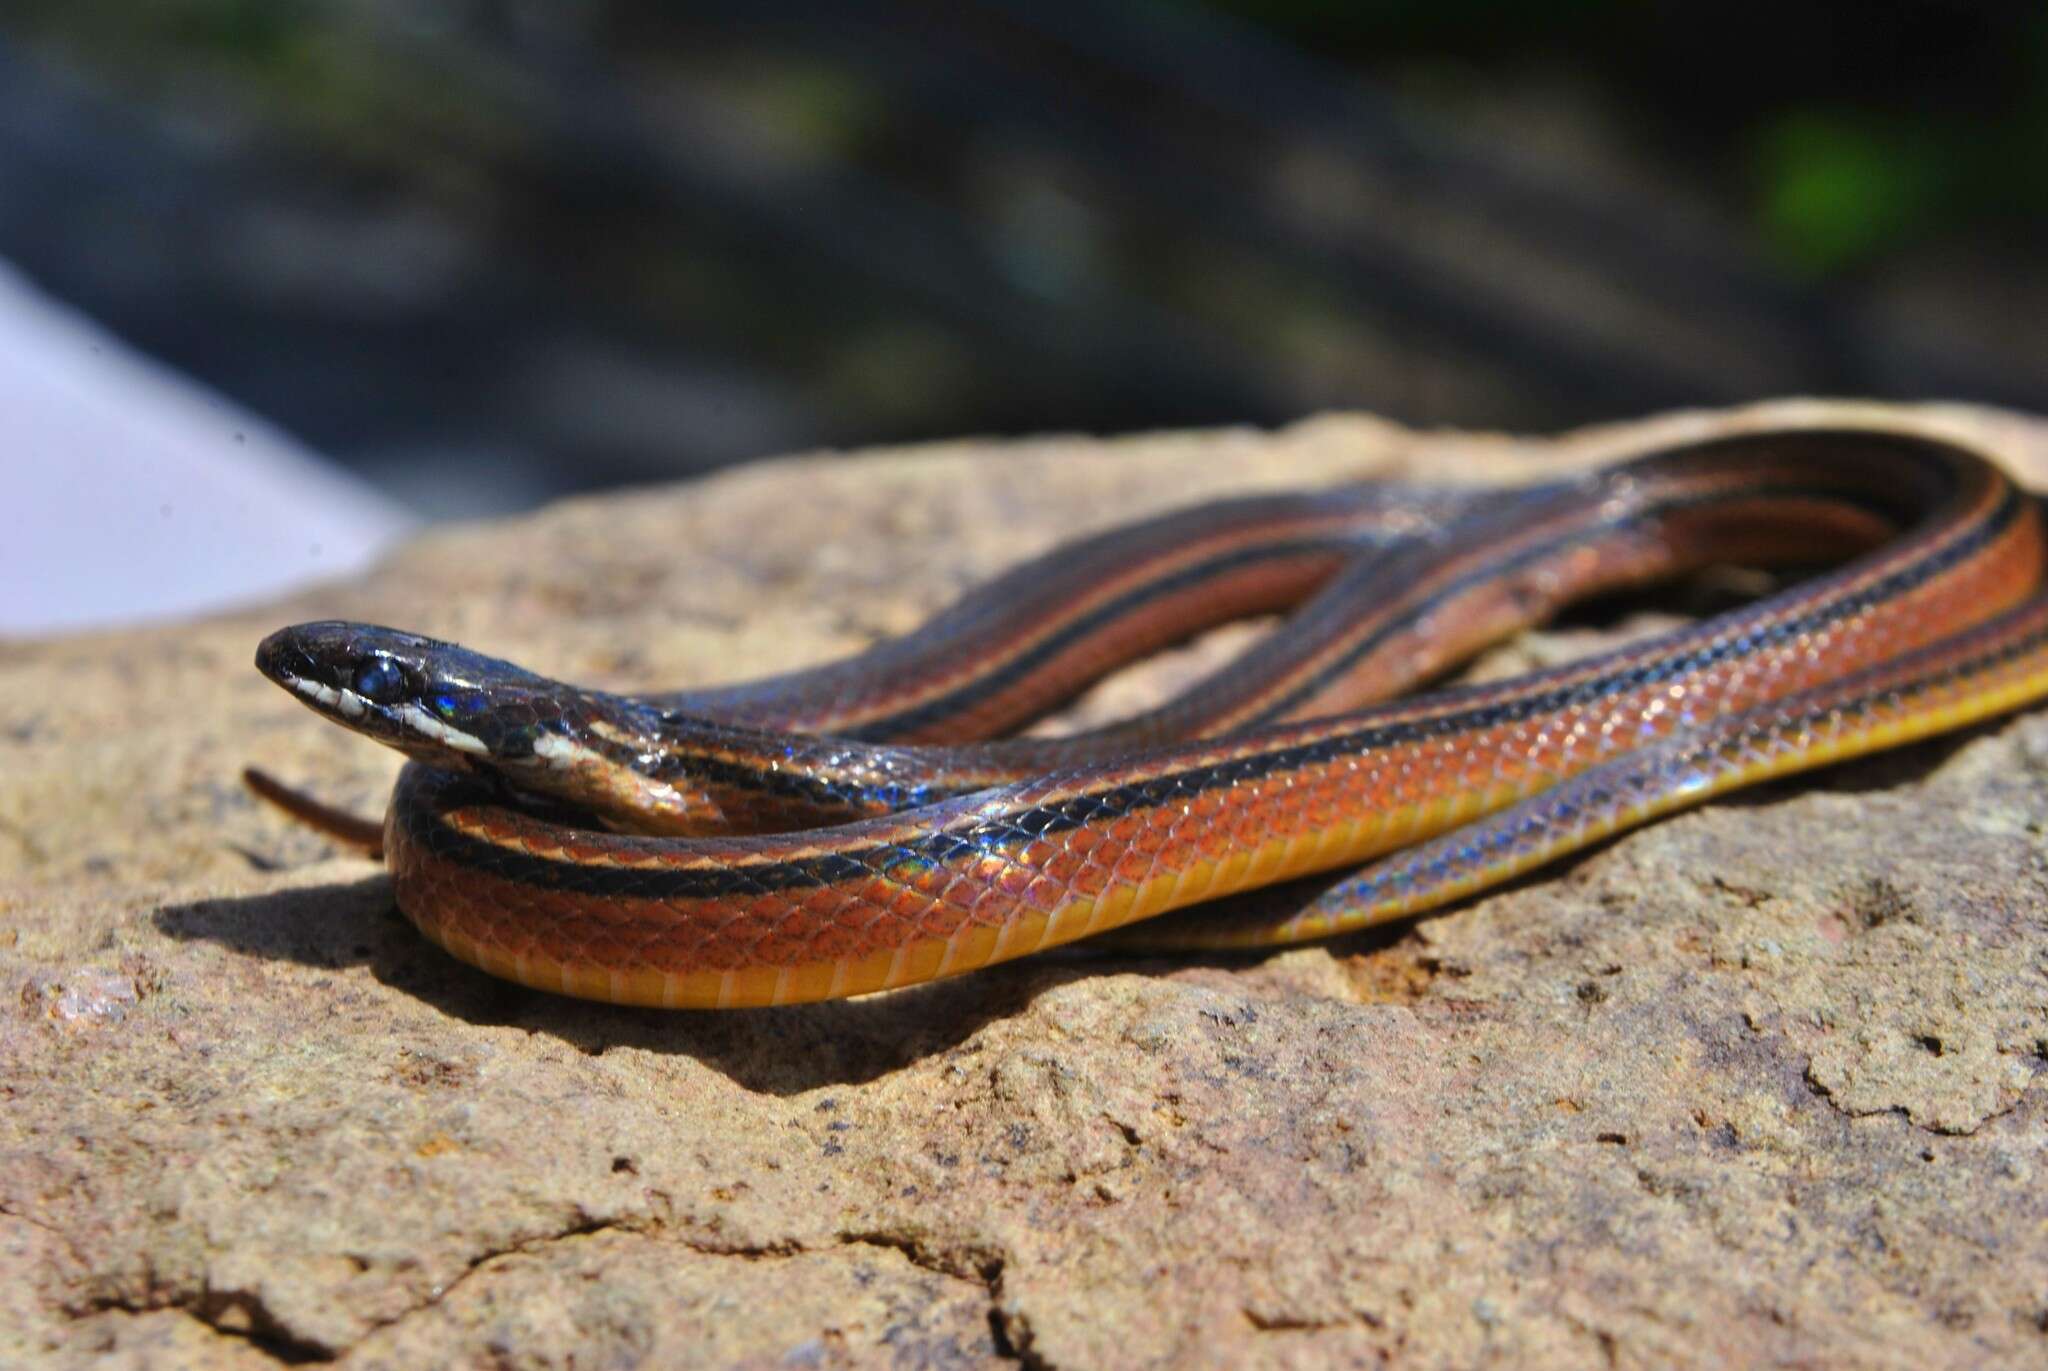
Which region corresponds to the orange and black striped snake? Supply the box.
[251,427,2048,1008]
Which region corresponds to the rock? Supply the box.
[5,399,2048,1368]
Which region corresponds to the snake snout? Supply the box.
[254,621,433,728]
[254,623,330,689]
[254,620,564,766]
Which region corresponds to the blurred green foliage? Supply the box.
[12,0,518,180]
[1753,113,1945,277]
[6,0,2043,477]
[1199,0,2048,273]
[18,0,2047,276]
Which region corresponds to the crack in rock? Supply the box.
[81,1290,333,1366]
[107,1214,1028,1367]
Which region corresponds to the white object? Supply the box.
[0,258,415,635]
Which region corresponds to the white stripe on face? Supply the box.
[292,677,364,720]
[289,676,489,756]
[532,730,605,772]
[394,702,489,756]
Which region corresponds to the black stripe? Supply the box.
[840,532,1374,740]
[1330,606,2048,904]
[410,478,2020,902]
[644,746,948,814]
[1674,606,2048,772]
[639,478,1938,812]
[1240,475,1946,724]
[713,430,1972,743]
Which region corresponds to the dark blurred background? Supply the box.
[4,0,2045,516]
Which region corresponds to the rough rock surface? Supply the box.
[7,400,2048,1369]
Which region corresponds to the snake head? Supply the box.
[255,621,577,770]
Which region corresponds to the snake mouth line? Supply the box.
[286,674,492,758]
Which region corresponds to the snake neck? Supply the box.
[522,696,1011,835]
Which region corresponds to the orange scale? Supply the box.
[973,863,1022,899]
[1131,818,1180,852]
[880,882,931,919]
[937,889,999,930]
[1036,846,1085,882]
[568,930,644,969]
[922,872,981,914]
[1106,813,1150,843]
[745,918,832,968]
[795,891,859,932]
[1067,859,1114,897]
[703,901,772,943]
[1222,803,1281,843]
[1062,826,1106,856]
[904,862,959,895]
[849,905,912,948]
[627,933,715,976]
[1034,871,1083,907]
[854,914,918,963]
[1112,852,1160,883]
[950,892,1015,936]
[789,916,868,964]
[484,919,555,963]
[643,926,716,967]
[606,918,679,963]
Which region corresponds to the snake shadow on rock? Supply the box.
[156,714,2010,1094]
[151,873,1340,1093]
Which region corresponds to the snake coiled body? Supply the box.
[258,428,2048,1008]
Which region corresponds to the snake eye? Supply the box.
[350,656,408,705]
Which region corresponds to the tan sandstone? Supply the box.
[5,400,2048,1368]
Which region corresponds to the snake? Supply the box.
[251,427,2048,1008]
